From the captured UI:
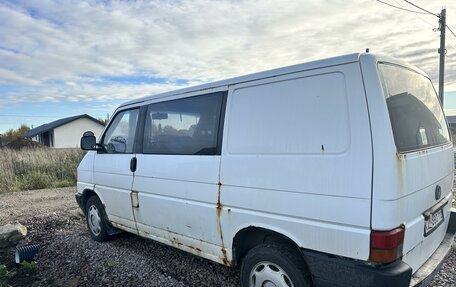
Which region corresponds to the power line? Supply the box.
[376,0,428,14]
[447,25,456,38]
[446,40,456,52]
[446,32,456,51]
[377,0,442,40]
[403,0,439,17]
[390,0,435,27]
[381,0,454,37]
[446,31,456,47]
[400,0,456,42]
[379,0,453,104]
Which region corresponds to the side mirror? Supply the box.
[80,131,97,150]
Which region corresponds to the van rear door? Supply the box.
[365,58,453,274]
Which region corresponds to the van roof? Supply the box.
[120,53,362,107]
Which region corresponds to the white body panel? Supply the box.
[220,63,373,260]
[93,153,137,233]
[77,150,95,193]
[132,154,226,262]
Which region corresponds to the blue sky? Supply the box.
[0,0,456,133]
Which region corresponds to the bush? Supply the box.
[17,172,56,191]
[0,147,85,192]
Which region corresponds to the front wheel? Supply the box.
[240,242,313,287]
[85,196,110,242]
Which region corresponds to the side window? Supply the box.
[102,109,139,153]
[143,93,223,155]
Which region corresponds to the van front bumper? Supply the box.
[75,193,85,212]
[302,209,456,287]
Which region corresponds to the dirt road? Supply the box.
[0,187,454,286]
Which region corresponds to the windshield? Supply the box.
[378,63,450,152]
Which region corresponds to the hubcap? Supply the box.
[88,205,102,236]
[249,261,294,287]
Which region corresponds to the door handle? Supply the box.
[130,157,137,172]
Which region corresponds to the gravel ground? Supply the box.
[0,187,239,287]
[0,187,455,287]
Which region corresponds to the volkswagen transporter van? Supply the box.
[76,53,456,287]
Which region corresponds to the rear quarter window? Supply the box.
[378,63,450,153]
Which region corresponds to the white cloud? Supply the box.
[0,0,455,105]
[0,81,190,105]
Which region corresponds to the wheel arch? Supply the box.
[79,188,106,213]
[80,187,120,236]
[231,225,304,267]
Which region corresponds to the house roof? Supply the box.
[24,114,104,138]
[447,115,456,125]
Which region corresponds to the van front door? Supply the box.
[93,108,140,234]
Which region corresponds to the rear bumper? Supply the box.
[303,250,412,287]
[302,209,456,287]
[410,208,456,287]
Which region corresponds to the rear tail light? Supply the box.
[370,227,404,263]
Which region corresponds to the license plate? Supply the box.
[423,202,446,237]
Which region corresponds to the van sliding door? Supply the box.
[131,92,227,262]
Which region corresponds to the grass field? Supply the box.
[0,147,85,192]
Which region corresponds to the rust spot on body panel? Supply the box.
[185,245,202,253]
[215,179,231,266]
[111,221,139,235]
[221,247,229,265]
[396,152,406,161]
[395,152,407,196]
[418,149,428,156]
[216,180,223,216]
[138,230,151,238]
[216,203,223,216]
[149,232,204,256]
[170,237,183,247]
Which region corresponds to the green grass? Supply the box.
[0,262,36,286]
[19,261,36,270]
[0,147,85,193]
[0,265,7,278]
[0,264,15,282]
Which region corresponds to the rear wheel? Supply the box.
[85,196,109,242]
[240,242,313,287]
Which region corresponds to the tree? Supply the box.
[97,113,110,125]
[2,124,31,142]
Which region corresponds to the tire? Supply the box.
[240,242,313,287]
[85,196,110,242]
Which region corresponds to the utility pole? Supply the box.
[438,8,446,106]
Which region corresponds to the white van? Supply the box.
[76,53,456,287]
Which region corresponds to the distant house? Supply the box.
[25,114,105,148]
